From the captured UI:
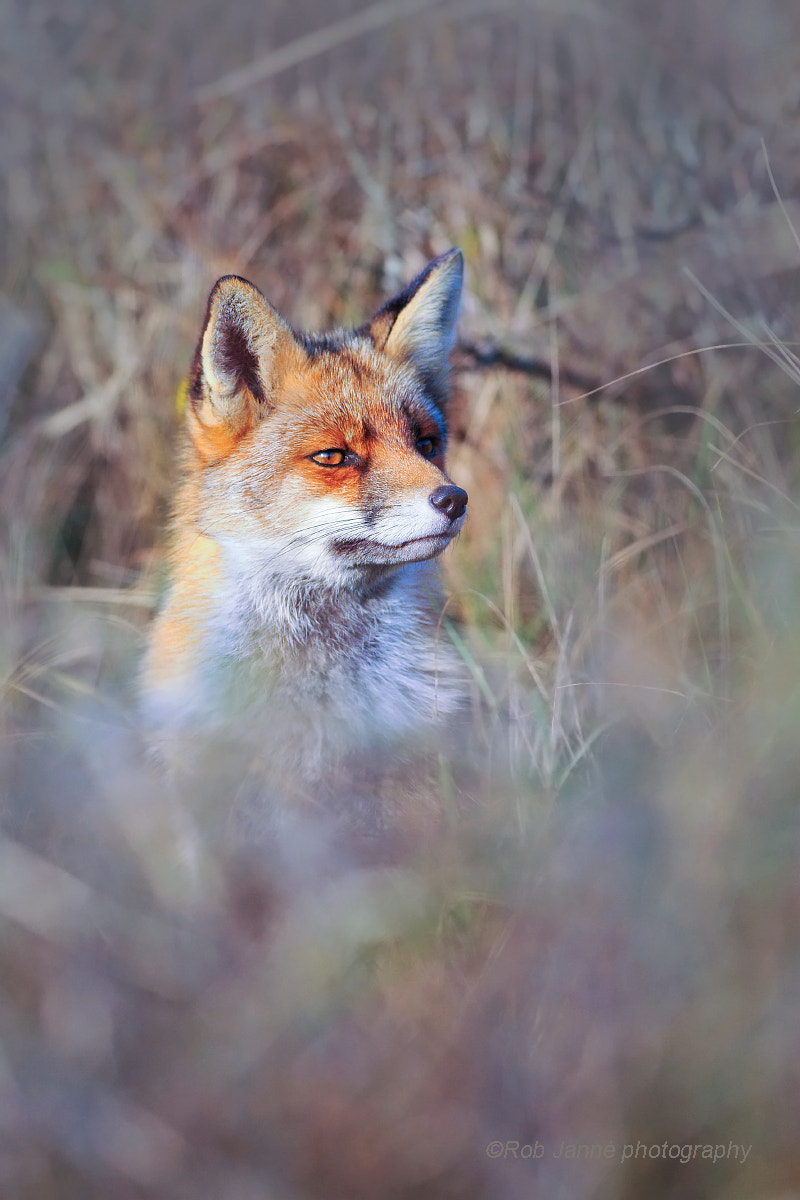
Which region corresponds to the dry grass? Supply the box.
[2,1,800,1197]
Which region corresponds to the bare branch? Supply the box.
[195,0,444,103]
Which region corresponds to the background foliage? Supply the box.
[2,1,800,1197]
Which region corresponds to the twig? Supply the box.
[454,339,597,392]
[761,137,800,259]
[684,268,800,387]
[195,0,444,103]
[33,586,157,609]
[563,341,800,406]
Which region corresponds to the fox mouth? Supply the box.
[333,530,456,565]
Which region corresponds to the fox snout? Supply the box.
[429,484,468,523]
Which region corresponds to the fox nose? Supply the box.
[429,484,468,523]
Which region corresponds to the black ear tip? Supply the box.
[434,248,463,270]
[434,249,464,291]
[208,274,263,303]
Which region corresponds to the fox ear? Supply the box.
[369,249,463,401]
[188,275,303,460]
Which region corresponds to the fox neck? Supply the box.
[142,533,462,755]
[204,550,460,750]
[221,553,430,661]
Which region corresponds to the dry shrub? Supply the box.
[2,1,800,1197]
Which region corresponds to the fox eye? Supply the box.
[310,448,348,467]
[416,436,439,458]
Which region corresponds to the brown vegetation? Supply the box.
[2,2,800,1197]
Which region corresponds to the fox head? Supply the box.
[183,250,467,592]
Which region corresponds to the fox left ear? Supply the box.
[188,275,305,461]
[369,249,463,401]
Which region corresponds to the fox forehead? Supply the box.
[275,341,446,444]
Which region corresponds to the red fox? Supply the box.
[141,250,468,808]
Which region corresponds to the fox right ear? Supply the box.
[368,249,463,404]
[188,276,304,461]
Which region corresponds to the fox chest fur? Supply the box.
[141,251,468,777]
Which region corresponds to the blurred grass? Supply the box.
[2,1,800,1197]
